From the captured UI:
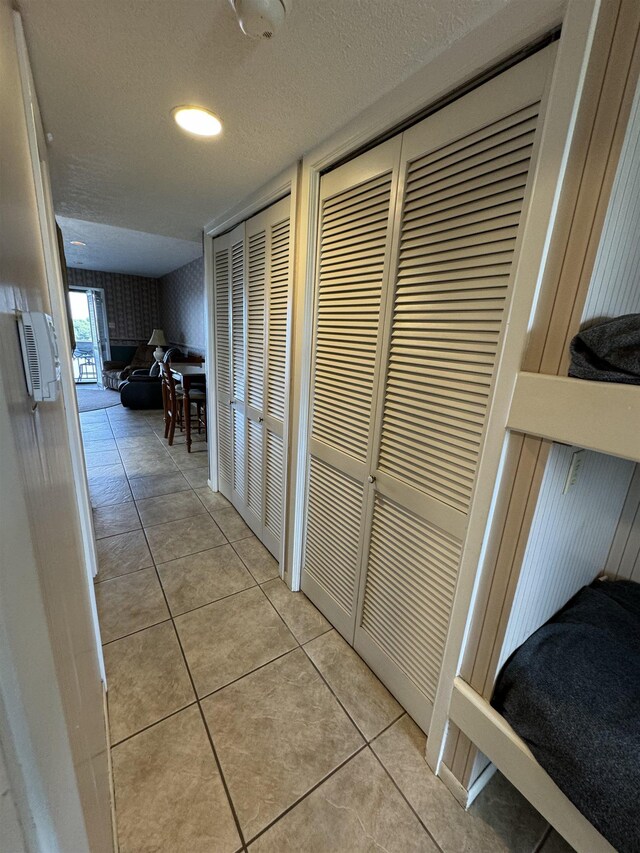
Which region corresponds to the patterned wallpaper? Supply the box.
[67,267,161,345]
[159,255,205,356]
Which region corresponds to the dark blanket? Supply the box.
[492,579,640,852]
[569,313,640,384]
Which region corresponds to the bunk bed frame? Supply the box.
[427,2,640,851]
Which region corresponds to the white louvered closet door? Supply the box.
[301,138,402,639]
[213,223,246,505]
[353,46,555,732]
[241,195,291,559]
[213,232,233,501]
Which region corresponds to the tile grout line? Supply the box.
[148,555,249,852]
[298,643,369,741]
[242,743,370,848]
[119,435,250,853]
[196,647,299,704]
[368,738,446,853]
[110,701,198,749]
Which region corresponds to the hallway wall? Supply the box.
[159,254,205,356]
[0,3,113,850]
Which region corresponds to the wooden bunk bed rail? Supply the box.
[449,678,616,853]
[508,373,640,464]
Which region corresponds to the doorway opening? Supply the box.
[69,287,110,384]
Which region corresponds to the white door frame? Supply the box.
[205,164,299,582]
[69,285,111,384]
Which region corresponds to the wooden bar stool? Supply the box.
[161,362,184,446]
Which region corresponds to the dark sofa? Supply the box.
[119,348,203,409]
[102,343,155,390]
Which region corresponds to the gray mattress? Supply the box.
[492,579,640,853]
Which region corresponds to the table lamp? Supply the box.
[148,329,167,362]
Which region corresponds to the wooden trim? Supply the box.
[204,165,297,237]
[508,373,640,463]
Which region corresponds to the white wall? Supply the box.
[0,4,112,850]
[500,446,634,665]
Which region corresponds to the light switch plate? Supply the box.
[563,449,585,494]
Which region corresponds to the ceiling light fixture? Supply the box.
[172,106,222,138]
[70,240,86,246]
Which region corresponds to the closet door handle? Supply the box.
[258,417,264,423]
[367,475,376,484]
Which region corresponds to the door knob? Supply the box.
[367,475,376,483]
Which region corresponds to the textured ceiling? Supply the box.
[57,217,201,277]
[20,0,510,248]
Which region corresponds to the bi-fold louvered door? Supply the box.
[213,198,291,561]
[301,138,402,638]
[301,45,555,731]
[240,196,291,558]
[214,222,245,503]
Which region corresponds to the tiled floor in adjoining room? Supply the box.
[81,402,573,853]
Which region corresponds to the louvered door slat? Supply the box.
[361,495,461,701]
[302,456,364,625]
[232,406,246,502]
[231,238,245,402]
[247,418,263,517]
[409,103,539,181]
[247,230,266,412]
[217,399,232,485]
[310,169,393,462]
[265,431,284,543]
[213,242,232,499]
[214,248,230,396]
[267,218,290,421]
[378,103,539,514]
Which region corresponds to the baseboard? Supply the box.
[102,684,119,853]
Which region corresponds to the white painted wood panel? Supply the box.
[500,444,634,667]
[582,76,640,323]
[606,465,640,582]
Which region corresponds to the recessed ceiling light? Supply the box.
[70,240,86,246]
[172,106,222,138]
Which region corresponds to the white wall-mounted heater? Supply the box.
[17,310,61,402]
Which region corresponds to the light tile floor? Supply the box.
[81,403,574,853]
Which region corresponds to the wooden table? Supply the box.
[170,364,206,452]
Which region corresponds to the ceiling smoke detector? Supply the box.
[230,0,288,39]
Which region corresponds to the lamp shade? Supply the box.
[148,329,167,346]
